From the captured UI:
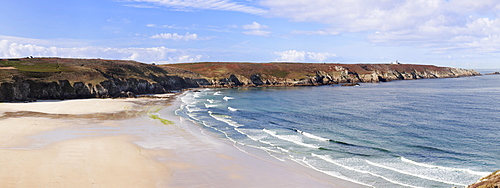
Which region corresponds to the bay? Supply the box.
[175,74,500,187]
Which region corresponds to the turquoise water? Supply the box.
[176,75,500,187]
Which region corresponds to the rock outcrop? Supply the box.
[469,170,500,188]
[0,58,481,101]
[200,65,480,88]
[0,58,209,102]
[0,76,204,102]
[485,72,500,75]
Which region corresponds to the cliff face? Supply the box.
[0,76,203,102]
[469,170,500,188]
[0,58,480,102]
[0,58,207,102]
[168,63,480,87]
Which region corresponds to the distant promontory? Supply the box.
[0,58,480,102]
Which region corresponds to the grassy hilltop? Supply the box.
[163,61,463,81]
[0,58,480,86]
[0,57,199,84]
[0,57,205,101]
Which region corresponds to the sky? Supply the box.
[1,0,500,69]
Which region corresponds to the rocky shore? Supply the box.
[468,170,500,188]
[0,58,480,102]
[206,66,479,87]
[0,76,204,102]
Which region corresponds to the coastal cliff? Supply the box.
[0,58,480,102]
[469,170,500,188]
[165,62,480,87]
[0,58,207,102]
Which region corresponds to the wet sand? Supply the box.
[0,95,365,187]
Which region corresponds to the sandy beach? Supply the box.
[0,94,365,187]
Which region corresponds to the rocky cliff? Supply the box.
[469,170,500,188]
[165,62,480,87]
[0,58,480,102]
[0,58,207,102]
[0,76,204,102]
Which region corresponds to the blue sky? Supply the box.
[1,0,500,69]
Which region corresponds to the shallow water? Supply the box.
[175,74,500,187]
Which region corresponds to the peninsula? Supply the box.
[0,57,480,102]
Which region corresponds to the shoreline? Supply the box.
[0,92,367,187]
[164,91,369,187]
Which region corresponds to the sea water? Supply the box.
[175,74,500,187]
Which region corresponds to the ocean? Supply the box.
[175,73,500,187]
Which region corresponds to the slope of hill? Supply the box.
[0,58,480,102]
[163,62,480,87]
[0,58,206,101]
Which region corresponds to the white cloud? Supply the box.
[240,22,271,36]
[261,0,446,32]
[151,32,200,41]
[127,0,267,15]
[274,50,305,62]
[274,50,336,62]
[242,22,269,30]
[307,52,337,62]
[146,23,159,28]
[291,30,339,36]
[242,30,272,36]
[146,24,192,30]
[261,0,500,53]
[0,39,204,63]
[123,4,159,9]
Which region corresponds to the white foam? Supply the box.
[208,111,243,127]
[204,103,219,108]
[186,105,203,113]
[312,154,421,188]
[223,96,234,101]
[206,99,215,103]
[228,107,238,111]
[401,157,490,176]
[214,91,223,95]
[261,148,287,162]
[263,129,319,149]
[234,128,277,147]
[195,120,267,159]
[296,129,330,141]
[366,160,467,186]
[277,147,290,153]
[294,157,375,187]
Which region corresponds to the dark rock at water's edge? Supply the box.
[485,72,500,75]
[0,58,208,102]
[341,83,360,86]
[0,77,201,102]
[468,170,500,188]
[165,62,481,88]
[0,58,481,102]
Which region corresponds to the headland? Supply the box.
[0,57,480,102]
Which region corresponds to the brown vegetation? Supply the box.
[162,62,476,83]
[469,170,500,188]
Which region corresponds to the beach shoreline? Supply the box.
[0,92,367,187]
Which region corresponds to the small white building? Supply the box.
[391,60,401,64]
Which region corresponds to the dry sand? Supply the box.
[0,96,365,188]
[0,98,139,115]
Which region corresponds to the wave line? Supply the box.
[365,160,467,186]
[294,129,330,141]
[400,157,490,176]
[263,129,319,149]
[313,154,422,188]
